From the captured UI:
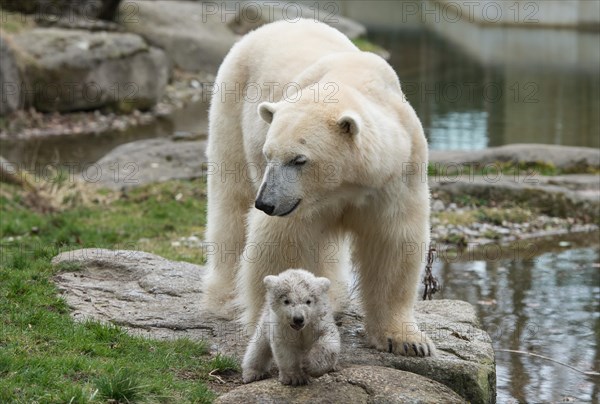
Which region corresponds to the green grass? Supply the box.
[0,178,230,403]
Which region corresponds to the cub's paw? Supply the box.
[279,371,310,386]
[372,330,436,357]
[242,369,270,384]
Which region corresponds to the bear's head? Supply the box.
[264,269,331,332]
[254,75,414,219]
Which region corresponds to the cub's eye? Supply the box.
[283,299,290,305]
[289,155,307,166]
[306,300,311,305]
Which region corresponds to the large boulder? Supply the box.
[94,137,207,190]
[53,248,496,403]
[0,0,96,16]
[117,0,238,72]
[0,0,123,20]
[8,28,169,112]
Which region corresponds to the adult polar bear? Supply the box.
[203,19,434,356]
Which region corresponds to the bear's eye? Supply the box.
[283,299,290,305]
[306,300,311,305]
[289,155,307,166]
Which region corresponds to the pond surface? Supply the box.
[434,237,600,403]
[370,25,600,150]
[0,100,210,172]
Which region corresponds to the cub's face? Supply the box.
[264,269,331,331]
[254,99,362,218]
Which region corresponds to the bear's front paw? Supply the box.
[279,371,310,386]
[242,369,270,384]
[372,330,436,357]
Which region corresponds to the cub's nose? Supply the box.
[293,316,304,326]
[255,199,275,215]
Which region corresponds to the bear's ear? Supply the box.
[258,102,277,124]
[316,277,331,293]
[337,112,361,136]
[263,275,278,290]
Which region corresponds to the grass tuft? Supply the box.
[207,353,240,374]
[95,368,145,403]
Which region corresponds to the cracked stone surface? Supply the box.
[53,248,496,403]
[216,366,464,404]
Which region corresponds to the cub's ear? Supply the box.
[337,111,361,136]
[316,277,331,293]
[258,102,277,124]
[263,275,278,290]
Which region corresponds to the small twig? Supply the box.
[208,369,226,384]
[422,247,440,300]
[497,349,600,377]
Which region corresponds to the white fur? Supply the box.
[242,269,340,385]
[203,19,435,357]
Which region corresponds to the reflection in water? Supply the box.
[436,246,600,402]
[369,27,600,150]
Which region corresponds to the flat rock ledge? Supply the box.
[429,144,600,172]
[95,137,207,190]
[52,249,496,403]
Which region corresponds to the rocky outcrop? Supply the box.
[430,144,600,173]
[0,0,122,20]
[8,28,169,112]
[52,248,496,403]
[217,366,465,403]
[430,175,600,219]
[429,144,600,219]
[117,0,238,72]
[0,35,23,115]
[94,137,207,190]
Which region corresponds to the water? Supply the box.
[369,26,600,150]
[0,99,210,171]
[435,238,600,403]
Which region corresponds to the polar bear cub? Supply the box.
[242,269,340,385]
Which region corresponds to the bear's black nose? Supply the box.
[255,199,275,215]
[293,316,304,326]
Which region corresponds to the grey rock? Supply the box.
[94,137,207,189]
[430,144,600,172]
[432,199,445,212]
[52,248,496,403]
[117,0,237,72]
[0,36,23,115]
[0,0,118,20]
[217,365,464,404]
[226,0,367,40]
[430,175,600,219]
[10,28,169,112]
